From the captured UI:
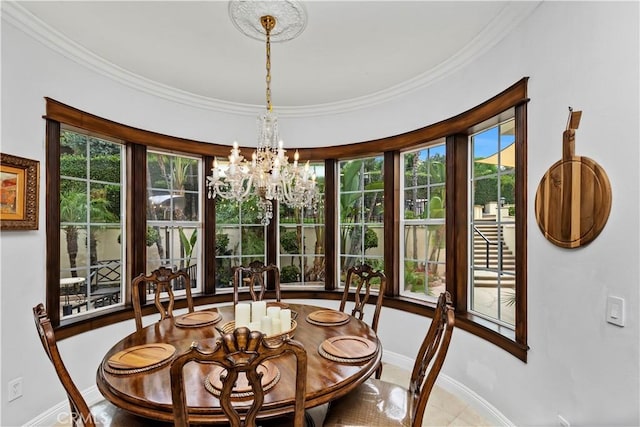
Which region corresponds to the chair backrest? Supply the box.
[408,291,455,427]
[170,327,307,427]
[33,303,96,427]
[338,264,386,332]
[131,266,194,332]
[232,260,281,306]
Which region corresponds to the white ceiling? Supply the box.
[13,1,539,110]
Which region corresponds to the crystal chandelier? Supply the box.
[206,14,318,225]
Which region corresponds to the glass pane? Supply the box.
[404,225,428,260]
[281,258,302,284]
[363,191,384,222]
[365,225,383,257]
[280,204,298,223]
[148,190,171,221]
[216,199,240,224]
[147,153,170,189]
[178,158,199,192]
[428,146,446,184]
[304,255,325,284]
[182,191,199,222]
[340,160,363,192]
[241,196,262,224]
[216,257,234,288]
[241,226,265,256]
[404,151,422,184]
[340,194,362,223]
[60,226,89,274]
[60,183,87,224]
[341,225,363,255]
[304,226,324,255]
[404,260,425,293]
[280,227,302,255]
[60,131,87,179]
[90,183,120,223]
[363,157,383,187]
[89,138,120,182]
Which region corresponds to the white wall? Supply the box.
[2,2,638,426]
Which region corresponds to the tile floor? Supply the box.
[380,363,494,427]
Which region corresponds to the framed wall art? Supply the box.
[0,153,40,230]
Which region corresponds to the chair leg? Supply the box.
[375,361,383,379]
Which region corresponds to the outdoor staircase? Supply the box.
[472,221,516,289]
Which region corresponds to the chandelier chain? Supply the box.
[206,14,318,226]
[262,15,274,112]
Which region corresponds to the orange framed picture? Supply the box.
[0,153,39,230]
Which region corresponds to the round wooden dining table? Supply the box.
[96,303,382,424]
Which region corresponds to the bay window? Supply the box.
[46,78,528,360]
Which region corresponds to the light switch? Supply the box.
[606,296,625,327]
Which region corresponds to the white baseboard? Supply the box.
[23,387,103,427]
[382,351,513,427]
[30,354,512,427]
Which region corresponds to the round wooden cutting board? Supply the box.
[535,124,612,249]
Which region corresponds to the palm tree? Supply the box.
[60,192,87,276]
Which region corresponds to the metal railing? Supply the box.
[473,225,503,270]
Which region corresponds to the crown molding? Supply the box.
[3,1,540,118]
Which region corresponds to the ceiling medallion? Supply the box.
[228,0,307,42]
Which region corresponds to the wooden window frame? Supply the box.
[44,78,528,361]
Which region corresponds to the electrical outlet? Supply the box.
[7,377,23,402]
[558,414,570,427]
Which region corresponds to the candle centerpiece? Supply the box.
[224,301,296,343]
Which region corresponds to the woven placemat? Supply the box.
[318,345,376,364]
[104,356,174,375]
[204,367,281,399]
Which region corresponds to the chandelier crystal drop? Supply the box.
[206,14,318,225]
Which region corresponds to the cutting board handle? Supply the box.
[563,108,582,159]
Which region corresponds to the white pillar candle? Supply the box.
[251,301,267,323]
[260,316,273,336]
[249,321,261,333]
[271,318,282,335]
[235,303,251,328]
[267,306,281,320]
[280,309,292,331]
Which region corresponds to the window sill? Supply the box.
[55,290,528,361]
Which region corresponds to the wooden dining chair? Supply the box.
[32,303,161,427]
[170,327,307,427]
[323,291,455,427]
[232,260,281,305]
[131,266,194,332]
[339,263,386,378]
